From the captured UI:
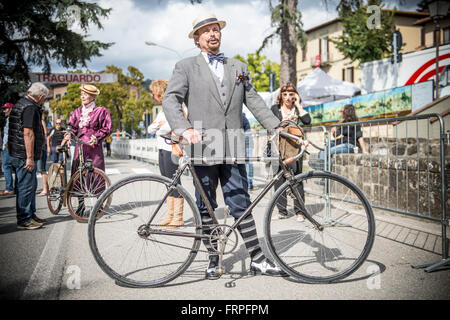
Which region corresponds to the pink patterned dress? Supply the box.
[67,103,112,174]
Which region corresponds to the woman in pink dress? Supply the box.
[64,84,112,215]
[65,84,112,172]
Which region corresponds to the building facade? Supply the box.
[297,10,429,84]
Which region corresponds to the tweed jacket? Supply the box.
[163,53,280,164]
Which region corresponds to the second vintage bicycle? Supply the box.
[47,128,111,223]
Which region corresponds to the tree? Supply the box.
[327,0,396,65]
[257,0,307,85]
[0,0,114,103]
[49,83,81,117]
[416,0,429,12]
[234,52,280,91]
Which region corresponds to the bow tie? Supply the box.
[207,53,224,64]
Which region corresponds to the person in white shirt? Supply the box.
[147,80,184,228]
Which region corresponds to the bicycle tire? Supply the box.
[88,174,202,288]
[66,168,111,223]
[47,163,64,215]
[265,170,375,283]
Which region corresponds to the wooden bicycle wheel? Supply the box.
[66,168,111,223]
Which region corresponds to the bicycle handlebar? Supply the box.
[160,121,324,164]
[56,128,95,146]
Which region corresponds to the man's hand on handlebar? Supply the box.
[181,128,202,145]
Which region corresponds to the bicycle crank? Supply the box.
[209,224,238,255]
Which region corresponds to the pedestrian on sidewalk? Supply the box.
[163,13,286,279]
[36,110,49,197]
[47,118,66,163]
[319,104,369,163]
[104,134,112,157]
[148,80,185,228]
[8,82,49,230]
[64,84,112,216]
[1,102,15,196]
[270,83,311,221]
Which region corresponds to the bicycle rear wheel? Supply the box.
[265,171,375,283]
[88,174,202,288]
[66,168,111,223]
[47,163,64,215]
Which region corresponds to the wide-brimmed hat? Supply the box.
[188,13,226,39]
[80,84,100,96]
[1,102,14,109]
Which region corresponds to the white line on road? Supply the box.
[21,220,71,300]
[105,168,120,175]
[132,168,152,174]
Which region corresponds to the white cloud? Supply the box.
[48,0,280,80]
[44,0,421,80]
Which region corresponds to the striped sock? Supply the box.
[201,215,217,254]
[236,213,265,263]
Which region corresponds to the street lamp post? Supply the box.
[427,0,450,100]
[145,41,182,59]
[144,41,197,59]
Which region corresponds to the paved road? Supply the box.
[0,157,449,301]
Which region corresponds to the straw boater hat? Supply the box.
[188,13,226,39]
[80,84,100,96]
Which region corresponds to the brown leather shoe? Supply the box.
[1,190,14,196]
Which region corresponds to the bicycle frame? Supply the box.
[145,130,324,243]
[62,132,95,206]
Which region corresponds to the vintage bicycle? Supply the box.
[47,128,111,223]
[88,121,375,287]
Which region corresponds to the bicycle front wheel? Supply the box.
[47,163,64,215]
[88,174,202,288]
[66,168,111,223]
[265,171,375,283]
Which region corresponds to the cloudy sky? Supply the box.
[47,0,422,80]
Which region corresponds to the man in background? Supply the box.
[8,82,49,230]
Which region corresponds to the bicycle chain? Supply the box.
[144,225,230,255]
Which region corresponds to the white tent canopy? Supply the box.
[262,68,361,107]
[297,68,361,106]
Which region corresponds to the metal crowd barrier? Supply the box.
[110,116,448,272]
[323,113,448,272]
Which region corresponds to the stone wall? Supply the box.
[327,138,449,219]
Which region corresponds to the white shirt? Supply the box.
[201,51,224,83]
[147,111,172,152]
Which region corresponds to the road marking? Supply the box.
[21,220,70,300]
[132,168,152,174]
[105,168,120,175]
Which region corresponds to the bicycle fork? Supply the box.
[284,173,324,232]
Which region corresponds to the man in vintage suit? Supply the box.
[163,13,286,279]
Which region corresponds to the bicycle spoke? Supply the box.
[89,175,201,287]
[266,172,374,283]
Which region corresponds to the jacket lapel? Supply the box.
[224,57,236,112]
[195,54,223,109]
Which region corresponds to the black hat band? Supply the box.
[193,17,219,31]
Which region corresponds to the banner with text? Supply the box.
[29,73,118,84]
